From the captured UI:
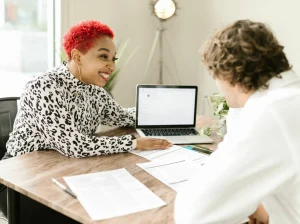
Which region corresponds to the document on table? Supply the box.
[64,168,166,221]
[131,145,209,165]
[137,159,200,192]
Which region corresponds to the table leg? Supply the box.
[7,188,20,224]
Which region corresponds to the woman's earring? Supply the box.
[77,64,82,82]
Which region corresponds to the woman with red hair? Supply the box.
[0,20,171,223]
[6,20,171,159]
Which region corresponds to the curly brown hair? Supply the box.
[201,20,292,92]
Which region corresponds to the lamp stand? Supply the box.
[158,25,165,84]
[144,18,180,84]
[144,23,166,84]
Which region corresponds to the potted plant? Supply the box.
[200,93,229,136]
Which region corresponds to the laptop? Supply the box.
[135,85,213,144]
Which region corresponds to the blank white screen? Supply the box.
[137,87,196,126]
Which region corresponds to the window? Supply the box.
[0,0,54,97]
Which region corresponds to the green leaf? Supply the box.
[206,93,229,120]
[216,102,223,114]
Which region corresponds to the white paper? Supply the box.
[137,159,201,192]
[64,168,166,221]
[131,145,209,164]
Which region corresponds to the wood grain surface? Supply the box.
[0,117,220,224]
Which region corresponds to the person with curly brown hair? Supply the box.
[175,20,300,224]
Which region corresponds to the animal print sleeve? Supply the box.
[100,90,136,127]
[25,81,135,158]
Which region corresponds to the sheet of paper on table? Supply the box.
[64,168,166,221]
[137,158,202,192]
[131,145,209,165]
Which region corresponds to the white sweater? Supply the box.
[175,71,300,224]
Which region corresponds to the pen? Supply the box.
[51,178,77,198]
[187,145,213,155]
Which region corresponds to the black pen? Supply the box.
[51,178,77,198]
[187,145,213,155]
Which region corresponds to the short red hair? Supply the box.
[62,20,114,60]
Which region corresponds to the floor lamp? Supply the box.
[144,0,177,84]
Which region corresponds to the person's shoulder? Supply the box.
[25,65,66,91]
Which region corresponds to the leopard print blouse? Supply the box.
[6,63,136,158]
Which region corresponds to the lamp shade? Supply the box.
[154,0,176,20]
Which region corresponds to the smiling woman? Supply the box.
[5,20,132,158]
[62,20,117,87]
[1,19,171,223]
[6,20,171,159]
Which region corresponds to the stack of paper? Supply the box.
[131,145,208,165]
[64,169,166,221]
[137,159,200,192]
[132,145,210,192]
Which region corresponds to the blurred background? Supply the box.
[1,0,300,115]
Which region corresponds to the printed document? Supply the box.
[64,168,166,221]
[137,159,200,192]
[131,145,208,165]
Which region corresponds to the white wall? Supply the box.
[62,0,300,112]
[165,0,300,114]
[60,0,160,107]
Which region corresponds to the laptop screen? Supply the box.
[136,85,198,128]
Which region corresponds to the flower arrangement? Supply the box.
[200,93,229,136]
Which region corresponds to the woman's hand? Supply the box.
[249,204,269,224]
[136,137,172,150]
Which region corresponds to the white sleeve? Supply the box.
[174,107,297,224]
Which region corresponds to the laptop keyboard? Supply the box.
[141,128,199,136]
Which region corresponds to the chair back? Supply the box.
[0,97,19,159]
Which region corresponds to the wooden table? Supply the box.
[0,119,220,224]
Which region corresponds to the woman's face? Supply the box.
[79,36,117,87]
